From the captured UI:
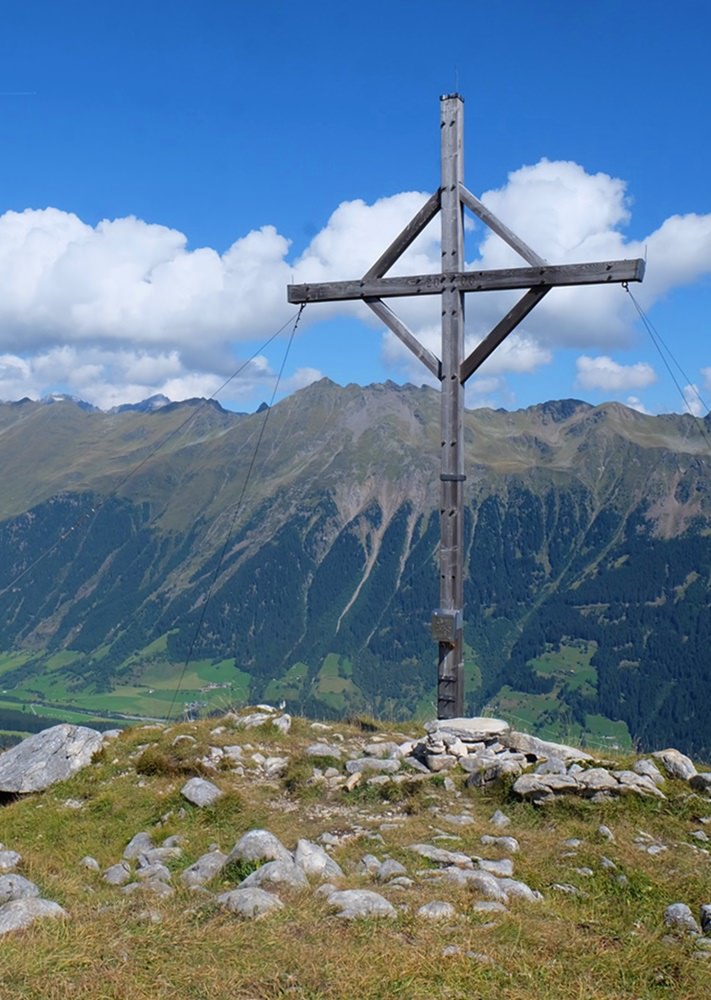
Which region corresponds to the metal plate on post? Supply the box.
[431,609,462,644]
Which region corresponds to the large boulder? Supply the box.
[0,725,104,794]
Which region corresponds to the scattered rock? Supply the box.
[239,859,309,892]
[0,874,40,904]
[481,835,519,853]
[180,777,223,807]
[326,889,396,919]
[294,839,343,880]
[653,749,697,782]
[0,850,21,872]
[103,862,132,886]
[227,830,292,865]
[217,887,283,919]
[425,717,510,741]
[417,900,456,920]
[0,724,103,794]
[123,832,154,860]
[181,850,228,889]
[0,898,66,935]
[664,902,700,934]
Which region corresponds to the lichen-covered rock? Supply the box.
[0,725,103,793]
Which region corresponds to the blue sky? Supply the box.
[0,0,709,414]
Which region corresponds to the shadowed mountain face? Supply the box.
[1,379,710,756]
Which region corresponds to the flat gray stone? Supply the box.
[613,770,666,799]
[180,777,223,807]
[0,874,40,904]
[217,887,283,919]
[425,717,510,741]
[239,859,309,891]
[417,900,457,920]
[481,835,519,853]
[181,850,228,888]
[502,731,592,762]
[407,844,473,868]
[326,889,396,919]
[227,829,292,865]
[0,724,103,793]
[0,897,66,935]
[701,903,711,934]
[497,877,542,902]
[478,859,514,877]
[490,810,511,828]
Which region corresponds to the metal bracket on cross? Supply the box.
[287,94,644,719]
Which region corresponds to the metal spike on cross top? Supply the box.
[288,94,644,720]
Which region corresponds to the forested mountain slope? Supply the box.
[0,381,709,755]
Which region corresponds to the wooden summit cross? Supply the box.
[287,94,644,720]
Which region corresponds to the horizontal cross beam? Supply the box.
[287,258,645,304]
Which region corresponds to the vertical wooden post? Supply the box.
[437,94,465,719]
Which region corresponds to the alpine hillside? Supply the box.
[0,380,710,757]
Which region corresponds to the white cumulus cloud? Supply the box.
[576,355,657,392]
[0,157,710,408]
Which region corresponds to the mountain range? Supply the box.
[0,379,710,757]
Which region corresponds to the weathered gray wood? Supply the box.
[364,299,441,379]
[438,94,465,718]
[284,92,645,724]
[362,190,441,281]
[460,287,550,383]
[287,259,645,303]
[459,184,546,267]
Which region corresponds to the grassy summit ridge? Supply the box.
[1,711,710,999]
